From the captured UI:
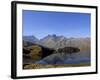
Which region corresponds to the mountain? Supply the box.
[40,34,90,51]
[67,38,90,51]
[23,34,90,51]
[23,40,34,47]
[40,34,67,49]
[23,36,39,44]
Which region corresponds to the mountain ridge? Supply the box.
[23,34,90,50]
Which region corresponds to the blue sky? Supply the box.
[22,10,91,39]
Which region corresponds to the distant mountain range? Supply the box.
[23,36,39,44]
[23,34,90,50]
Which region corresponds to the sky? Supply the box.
[22,10,91,39]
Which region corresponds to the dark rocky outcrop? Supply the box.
[41,47,55,58]
[57,47,80,54]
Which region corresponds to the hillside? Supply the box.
[23,35,91,69]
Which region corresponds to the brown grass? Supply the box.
[23,62,90,69]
